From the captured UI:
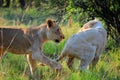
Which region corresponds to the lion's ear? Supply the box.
[46,19,54,28]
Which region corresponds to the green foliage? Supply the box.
[0,53,28,80]
[65,1,83,22]
[71,0,120,43]
[0,7,61,26]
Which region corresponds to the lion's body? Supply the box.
[0,28,31,54]
[0,19,64,76]
[57,19,107,70]
[62,28,106,58]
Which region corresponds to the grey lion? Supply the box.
[57,19,107,71]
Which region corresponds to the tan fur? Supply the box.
[80,18,99,30]
[57,19,107,71]
[0,19,65,76]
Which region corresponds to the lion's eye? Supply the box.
[55,31,58,34]
[57,29,60,31]
[54,29,59,34]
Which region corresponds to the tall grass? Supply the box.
[1,49,120,80]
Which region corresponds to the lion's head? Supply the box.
[46,19,65,43]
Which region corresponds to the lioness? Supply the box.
[0,19,64,75]
[57,19,107,71]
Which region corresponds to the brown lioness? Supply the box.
[57,19,107,71]
[0,19,64,75]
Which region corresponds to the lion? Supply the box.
[0,19,65,76]
[57,19,107,71]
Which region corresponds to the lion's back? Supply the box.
[0,28,31,54]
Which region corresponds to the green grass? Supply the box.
[1,49,120,80]
[0,8,120,80]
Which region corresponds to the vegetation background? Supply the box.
[0,0,120,80]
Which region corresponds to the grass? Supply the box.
[0,8,120,80]
[1,49,120,80]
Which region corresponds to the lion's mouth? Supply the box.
[54,39,60,43]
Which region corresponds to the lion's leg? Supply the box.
[91,57,99,69]
[0,48,6,61]
[66,56,74,70]
[26,54,37,76]
[32,49,62,71]
[56,54,65,62]
[0,52,4,61]
[79,58,93,70]
[77,46,96,71]
[78,53,95,70]
[90,47,102,69]
[56,52,67,62]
